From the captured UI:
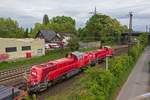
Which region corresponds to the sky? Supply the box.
[0,0,150,31]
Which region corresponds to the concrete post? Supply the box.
[106,56,109,71]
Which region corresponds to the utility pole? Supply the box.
[129,12,133,32]
[106,56,109,71]
[94,7,97,15]
[128,12,133,55]
[89,6,102,16]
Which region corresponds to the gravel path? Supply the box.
[116,46,150,100]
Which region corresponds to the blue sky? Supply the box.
[0,0,150,31]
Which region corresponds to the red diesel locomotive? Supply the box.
[27,46,113,92]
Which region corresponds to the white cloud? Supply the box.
[0,0,150,31]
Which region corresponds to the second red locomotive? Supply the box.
[27,46,113,92]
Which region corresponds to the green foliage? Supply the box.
[31,15,76,37]
[138,33,148,47]
[24,28,29,38]
[78,14,128,43]
[0,17,24,38]
[47,16,76,33]
[43,14,49,25]
[67,36,79,51]
[30,22,47,37]
[109,55,131,78]
[129,33,148,61]
[66,69,114,100]
[49,16,76,33]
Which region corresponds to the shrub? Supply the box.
[68,69,115,100]
[67,36,80,51]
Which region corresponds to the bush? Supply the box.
[68,69,115,100]
[67,36,80,51]
[109,55,133,80]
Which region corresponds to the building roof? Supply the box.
[36,30,58,42]
[0,38,44,43]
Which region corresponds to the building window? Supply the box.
[37,49,43,54]
[5,47,17,52]
[22,46,31,51]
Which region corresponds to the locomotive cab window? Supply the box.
[22,46,31,51]
[5,47,17,52]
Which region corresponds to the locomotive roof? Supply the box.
[50,58,74,65]
[71,51,85,59]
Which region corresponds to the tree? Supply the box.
[79,14,128,43]
[31,16,77,37]
[30,23,47,37]
[43,14,49,25]
[49,16,76,33]
[24,28,29,38]
[0,17,24,38]
[67,36,79,51]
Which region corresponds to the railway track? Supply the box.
[0,66,30,76]
[0,66,30,85]
[0,45,128,87]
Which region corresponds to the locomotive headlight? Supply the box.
[32,80,38,85]
[31,71,37,76]
[33,82,36,85]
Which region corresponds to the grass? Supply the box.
[0,48,97,71]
